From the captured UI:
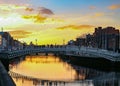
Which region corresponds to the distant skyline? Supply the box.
[0,0,120,45]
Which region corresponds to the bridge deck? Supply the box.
[0,46,120,62]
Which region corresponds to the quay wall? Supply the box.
[0,60,16,86]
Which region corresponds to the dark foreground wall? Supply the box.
[0,61,16,86]
[0,59,9,71]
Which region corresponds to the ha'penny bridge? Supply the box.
[0,46,120,86]
[0,46,120,62]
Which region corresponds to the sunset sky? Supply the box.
[0,0,120,45]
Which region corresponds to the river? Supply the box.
[9,54,119,86]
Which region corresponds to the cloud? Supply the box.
[25,7,34,12]
[22,6,55,23]
[89,6,96,9]
[38,7,54,15]
[9,30,32,39]
[108,4,120,10]
[56,25,94,30]
[22,14,47,23]
[0,4,26,11]
[93,13,104,17]
[22,14,63,24]
[24,7,54,15]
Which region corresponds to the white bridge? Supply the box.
[65,46,120,62]
[0,46,120,62]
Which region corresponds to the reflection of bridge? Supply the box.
[9,71,93,86]
[93,72,120,86]
[0,46,120,62]
[9,71,66,86]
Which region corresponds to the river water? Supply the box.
[9,55,119,86]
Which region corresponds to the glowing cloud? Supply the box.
[93,13,104,17]
[22,14,63,24]
[0,4,26,11]
[9,30,32,39]
[0,13,27,27]
[25,7,34,12]
[22,14,47,23]
[108,4,120,10]
[56,25,94,30]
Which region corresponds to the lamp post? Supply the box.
[63,39,65,45]
[35,39,37,46]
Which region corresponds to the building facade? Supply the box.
[0,32,24,51]
[72,26,119,52]
[93,27,119,51]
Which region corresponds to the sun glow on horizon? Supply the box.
[0,1,120,45]
[0,13,31,28]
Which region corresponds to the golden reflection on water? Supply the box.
[10,55,79,81]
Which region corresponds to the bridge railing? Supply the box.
[64,45,120,61]
[0,46,120,61]
[79,46,120,57]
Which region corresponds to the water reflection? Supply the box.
[9,55,120,86]
[93,72,120,86]
[10,55,78,81]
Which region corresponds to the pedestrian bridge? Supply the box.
[65,46,120,62]
[0,46,120,62]
[0,47,67,60]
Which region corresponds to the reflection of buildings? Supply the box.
[72,65,106,80]
[72,65,120,86]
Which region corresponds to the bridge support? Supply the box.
[54,53,58,56]
[45,53,48,56]
[36,53,39,55]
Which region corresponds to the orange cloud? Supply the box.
[56,25,94,30]
[25,7,34,12]
[93,13,104,17]
[22,14,62,24]
[9,30,32,39]
[108,4,120,10]
[22,14,47,23]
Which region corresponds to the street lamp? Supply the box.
[63,39,65,45]
[35,39,37,46]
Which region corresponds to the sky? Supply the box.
[0,0,120,45]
